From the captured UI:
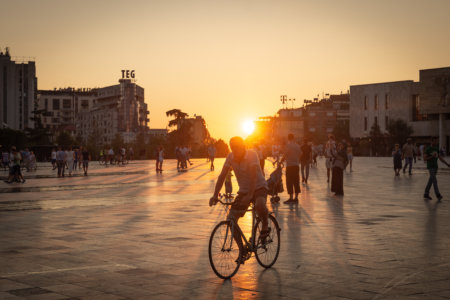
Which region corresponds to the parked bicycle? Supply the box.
[208,195,281,279]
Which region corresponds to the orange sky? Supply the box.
[1,0,450,142]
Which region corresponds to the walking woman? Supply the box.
[392,144,402,176]
[331,142,347,196]
[156,146,164,173]
[280,134,301,204]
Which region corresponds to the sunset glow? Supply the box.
[242,120,255,136]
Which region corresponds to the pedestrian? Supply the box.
[66,146,75,176]
[29,151,36,171]
[208,144,216,171]
[108,147,114,164]
[82,147,90,176]
[176,146,182,171]
[402,138,414,175]
[73,148,78,170]
[51,148,57,170]
[413,143,419,163]
[325,135,336,183]
[224,169,233,198]
[156,146,164,173]
[300,139,312,184]
[346,145,353,172]
[2,148,10,169]
[4,146,25,183]
[186,146,193,166]
[129,147,134,161]
[419,144,425,161]
[392,144,402,176]
[56,147,65,177]
[423,137,450,201]
[78,147,83,169]
[331,142,347,196]
[280,133,301,204]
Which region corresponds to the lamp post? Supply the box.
[280,95,287,108]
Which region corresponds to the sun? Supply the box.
[242,120,255,135]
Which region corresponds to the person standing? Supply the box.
[208,144,216,171]
[392,144,402,176]
[5,146,25,183]
[325,135,336,183]
[331,142,347,196]
[346,145,353,172]
[156,146,164,173]
[82,147,90,176]
[108,147,114,164]
[51,148,57,170]
[73,148,78,170]
[423,137,450,201]
[300,139,312,184]
[280,134,301,204]
[56,147,65,177]
[66,146,75,176]
[402,138,414,175]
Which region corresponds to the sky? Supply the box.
[1,0,450,142]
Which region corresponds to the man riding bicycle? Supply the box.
[209,136,269,261]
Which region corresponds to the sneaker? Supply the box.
[424,195,432,200]
[437,195,443,202]
[284,198,298,204]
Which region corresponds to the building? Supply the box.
[0,48,37,130]
[37,88,97,137]
[179,115,209,147]
[273,108,304,143]
[350,67,450,150]
[304,99,337,142]
[76,78,149,145]
[148,128,168,138]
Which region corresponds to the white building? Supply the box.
[76,78,149,146]
[349,67,450,150]
[0,48,37,130]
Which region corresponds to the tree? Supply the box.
[0,128,28,150]
[369,123,386,156]
[387,119,414,147]
[166,109,188,129]
[111,133,124,151]
[56,131,75,147]
[214,139,230,157]
[25,108,51,146]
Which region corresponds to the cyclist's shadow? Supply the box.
[257,267,282,299]
[212,279,234,299]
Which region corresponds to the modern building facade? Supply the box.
[0,48,37,130]
[350,67,450,150]
[76,78,149,145]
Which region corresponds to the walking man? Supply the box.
[402,138,414,175]
[423,137,450,201]
[280,134,301,204]
[82,147,90,176]
[56,147,65,177]
[300,139,312,184]
[208,144,216,171]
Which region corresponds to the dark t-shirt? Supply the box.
[82,151,89,161]
[300,144,312,162]
[425,146,439,169]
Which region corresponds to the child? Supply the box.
[224,169,233,198]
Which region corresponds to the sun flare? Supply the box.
[242,120,255,135]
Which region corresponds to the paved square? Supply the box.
[1,157,450,299]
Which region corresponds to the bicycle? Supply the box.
[208,196,281,279]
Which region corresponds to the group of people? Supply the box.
[51,146,90,177]
[175,145,192,172]
[3,146,26,183]
[99,147,132,165]
[392,137,449,201]
[1,147,37,173]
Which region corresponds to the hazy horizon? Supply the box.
[2,0,450,142]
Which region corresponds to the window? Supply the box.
[364,117,367,131]
[309,112,316,117]
[327,128,333,132]
[374,95,378,110]
[412,95,428,121]
[364,96,368,110]
[44,98,48,110]
[63,99,71,109]
[326,112,333,116]
[385,94,389,109]
[374,116,378,126]
[52,99,60,110]
[385,116,389,129]
[309,127,316,132]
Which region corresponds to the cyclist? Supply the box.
[209,136,269,262]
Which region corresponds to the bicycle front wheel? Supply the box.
[254,214,280,268]
[208,220,241,279]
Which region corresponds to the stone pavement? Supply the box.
[0,157,450,299]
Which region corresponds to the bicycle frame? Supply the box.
[224,204,259,253]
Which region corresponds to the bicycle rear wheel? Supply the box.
[254,214,280,268]
[208,220,241,279]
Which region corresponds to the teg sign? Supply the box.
[121,70,135,79]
